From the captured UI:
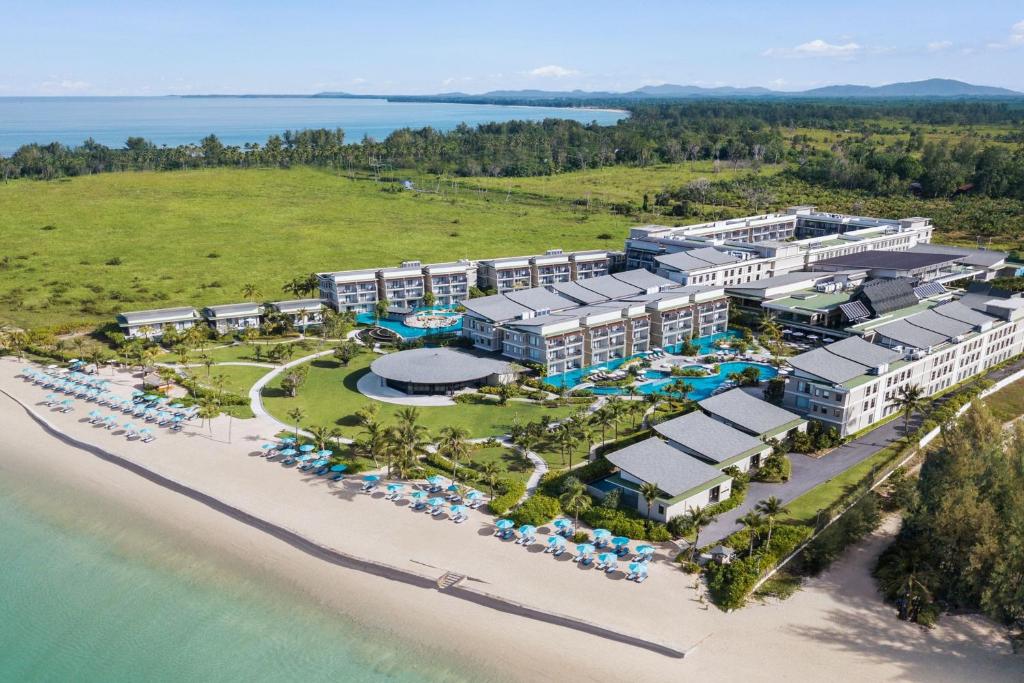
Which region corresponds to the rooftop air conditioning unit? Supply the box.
[401,260,422,268]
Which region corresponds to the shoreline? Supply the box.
[0,357,1017,682]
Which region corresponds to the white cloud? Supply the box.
[527,65,579,78]
[39,79,91,93]
[763,39,862,59]
[1011,19,1024,44]
[927,40,953,52]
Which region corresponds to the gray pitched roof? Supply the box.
[503,287,576,312]
[117,307,199,326]
[573,274,641,299]
[824,336,902,367]
[605,437,727,497]
[203,303,263,318]
[787,347,870,384]
[460,294,530,323]
[269,298,324,313]
[814,250,960,271]
[905,310,974,338]
[655,247,740,272]
[548,280,610,304]
[611,269,678,291]
[653,411,765,464]
[931,301,996,327]
[698,389,803,437]
[873,319,949,349]
[909,244,1006,269]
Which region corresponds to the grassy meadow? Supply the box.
[0,166,631,328]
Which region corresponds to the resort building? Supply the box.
[267,299,324,329]
[601,437,733,522]
[318,268,381,313]
[595,393,792,521]
[461,287,578,353]
[202,303,263,334]
[570,250,612,280]
[531,250,573,286]
[368,347,519,395]
[698,388,807,442]
[378,262,427,310]
[423,260,477,307]
[783,297,1024,436]
[476,255,534,293]
[477,249,615,293]
[807,249,987,285]
[116,307,200,339]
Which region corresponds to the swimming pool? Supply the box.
[662,329,743,355]
[355,307,462,339]
[590,361,777,400]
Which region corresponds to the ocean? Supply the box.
[0,97,624,155]
[0,471,478,683]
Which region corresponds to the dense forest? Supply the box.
[3,101,1023,202]
[874,404,1024,629]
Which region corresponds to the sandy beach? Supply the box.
[0,356,1018,682]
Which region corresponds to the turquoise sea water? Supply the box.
[0,476,477,683]
[0,96,625,154]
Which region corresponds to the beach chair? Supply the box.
[431,506,446,517]
[522,534,536,546]
[452,513,467,524]
[360,481,376,493]
[330,471,345,482]
[468,499,485,510]
[615,545,630,558]
[605,563,618,574]
[60,404,74,413]
[552,545,566,557]
[142,432,156,443]
[170,422,184,432]
[634,573,648,584]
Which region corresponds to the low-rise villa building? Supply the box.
[698,388,807,441]
[654,411,773,473]
[202,303,263,334]
[116,307,200,339]
[267,299,324,329]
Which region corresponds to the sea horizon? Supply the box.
[0,96,625,156]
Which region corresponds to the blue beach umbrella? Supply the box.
[311,459,328,467]
[547,535,566,546]
[466,490,482,500]
[279,448,297,457]
[426,475,444,486]
[169,403,184,409]
[518,524,537,536]
[553,519,572,530]
[363,474,380,483]
[260,443,275,452]
[123,422,136,431]
[60,399,73,407]
[450,504,467,514]
[281,436,297,444]
[386,483,405,493]
[598,552,617,564]
[139,427,153,437]
[593,528,611,540]
[316,449,333,458]
[299,444,316,453]
[409,490,427,499]
[495,519,514,530]
[144,394,158,401]
[446,484,461,492]
[297,454,314,462]
[330,464,348,473]
[635,544,655,556]
[428,496,445,507]
[611,536,630,547]
[628,562,644,574]
[575,543,596,556]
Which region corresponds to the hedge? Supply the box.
[581,507,672,542]
[510,495,562,526]
[705,524,813,609]
[488,479,526,517]
[592,429,653,458]
[539,456,613,496]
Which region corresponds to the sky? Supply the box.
[3,1,1024,96]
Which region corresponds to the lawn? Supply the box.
[155,338,329,364]
[981,378,1024,424]
[464,445,531,485]
[0,166,632,328]
[261,353,580,440]
[191,364,269,397]
[783,445,902,523]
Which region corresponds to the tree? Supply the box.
[639,481,661,518]
[755,496,788,547]
[892,384,925,437]
[439,425,471,483]
[198,396,220,434]
[308,425,335,451]
[559,482,592,529]
[686,506,718,561]
[736,512,766,555]
[589,406,614,444]
[333,341,359,366]
[497,382,515,406]
[286,407,306,439]
[478,461,501,497]
[280,365,308,397]
[241,283,262,300]
[555,424,579,468]
[668,379,694,402]
[375,298,390,322]
[423,291,436,308]
[354,419,389,470]
[606,397,627,439]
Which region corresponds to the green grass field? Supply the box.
[981,379,1024,424]
[192,364,269,398]
[261,353,578,440]
[0,166,632,328]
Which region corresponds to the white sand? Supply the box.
[0,356,1018,682]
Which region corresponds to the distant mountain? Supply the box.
[313,78,1021,102]
[797,78,1022,98]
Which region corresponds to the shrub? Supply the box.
[706,558,762,610]
[571,531,591,543]
[793,493,881,576]
[511,495,562,526]
[581,506,671,541]
[539,457,612,496]
[678,560,701,574]
[488,479,526,517]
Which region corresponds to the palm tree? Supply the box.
[736,511,766,555]
[241,283,262,301]
[286,407,306,439]
[686,505,718,561]
[354,419,389,469]
[892,384,925,437]
[626,400,646,430]
[669,379,694,402]
[755,496,789,547]
[589,407,614,445]
[559,482,592,530]
[198,396,220,434]
[308,425,334,451]
[606,397,627,439]
[478,461,501,498]
[555,424,579,468]
[639,481,661,518]
[439,425,471,483]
